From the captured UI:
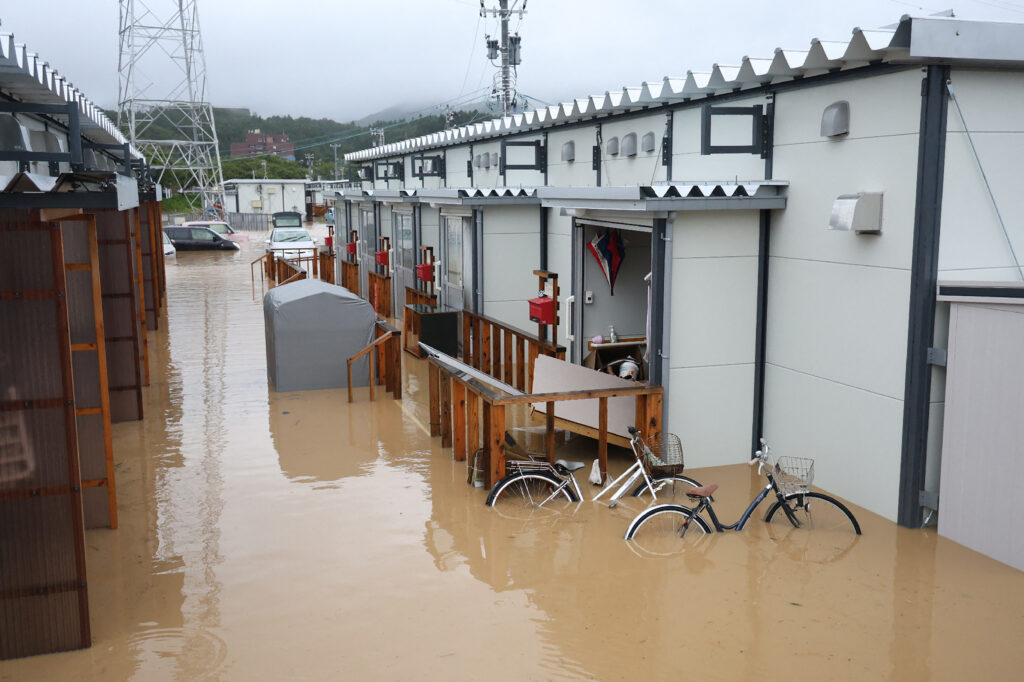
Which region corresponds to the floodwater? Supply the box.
[3,230,1024,681]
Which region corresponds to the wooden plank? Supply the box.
[64,263,91,272]
[534,413,632,449]
[467,389,480,470]
[391,334,402,399]
[440,373,452,448]
[462,311,472,365]
[49,225,91,648]
[480,321,492,376]
[70,343,97,352]
[645,392,662,453]
[87,217,116,529]
[486,402,506,488]
[122,212,144,419]
[503,330,513,385]
[133,208,150,387]
[75,407,102,416]
[527,342,539,393]
[428,362,440,436]
[515,335,525,391]
[545,401,555,464]
[472,315,481,369]
[598,397,609,479]
[499,384,662,406]
[452,380,467,462]
[491,327,501,380]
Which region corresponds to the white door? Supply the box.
[392,212,414,320]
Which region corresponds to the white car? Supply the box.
[266,227,316,260]
[163,230,176,257]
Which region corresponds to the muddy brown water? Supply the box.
[3,233,1023,680]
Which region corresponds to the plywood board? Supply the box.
[531,355,636,440]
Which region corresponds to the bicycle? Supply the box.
[484,428,701,516]
[624,437,861,554]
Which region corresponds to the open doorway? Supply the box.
[391,211,414,320]
[571,219,652,380]
[441,212,475,312]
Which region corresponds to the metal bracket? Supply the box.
[500,139,546,172]
[592,145,601,172]
[701,104,768,157]
[927,347,947,366]
[411,154,445,178]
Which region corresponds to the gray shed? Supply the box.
[263,279,377,392]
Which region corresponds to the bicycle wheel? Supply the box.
[630,474,702,502]
[624,504,712,557]
[485,472,578,519]
[764,492,861,535]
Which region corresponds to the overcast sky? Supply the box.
[3,1,1023,123]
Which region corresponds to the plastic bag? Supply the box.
[589,459,603,486]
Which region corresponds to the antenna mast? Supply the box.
[480,0,525,116]
[118,0,225,214]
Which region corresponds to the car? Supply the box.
[182,220,248,243]
[266,226,316,259]
[164,225,240,251]
[272,211,304,229]
[163,230,176,257]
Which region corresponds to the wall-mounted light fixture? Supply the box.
[828,192,883,234]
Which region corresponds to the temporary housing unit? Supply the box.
[341,13,1024,565]
[224,177,306,215]
[0,28,166,658]
[264,279,378,391]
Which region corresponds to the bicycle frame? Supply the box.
[681,459,801,534]
[592,431,660,507]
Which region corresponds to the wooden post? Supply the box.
[368,347,375,401]
[480,322,491,376]
[598,396,609,479]
[133,208,149,386]
[483,400,506,488]
[545,401,556,464]
[492,328,501,380]
[87,218,116,528]
[467,390,480,470]
[462,311,472,365]
[390,334,402,399]
[515,335,525,391]
[428,362,440,436]
[527,342,539,392]
[503,330,513,384]
[646,391,663,451]
[452,380,467,461]
[440,373,452,448]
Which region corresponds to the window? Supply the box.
[207,222,230,236]
[191,228,216,241]
[446,216,463,284]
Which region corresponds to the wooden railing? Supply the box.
[367,271,392,318]
[276,257,306,285]
[461,310,566,393]
[405,286,436,307]
[341,260,359,293]
[427,351,661,488]
[347,321,402,402]
[318,249,335,284]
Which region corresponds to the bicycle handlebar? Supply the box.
[627,426,638,436]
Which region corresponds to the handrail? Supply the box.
[250,252,270,288]
[462,309,567,392]
[463,309,564,357]
[347,327,399,402]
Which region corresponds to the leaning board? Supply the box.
[531,355,636,445]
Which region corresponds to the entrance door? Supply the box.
[392,212,414,320]
[359,207,375,299]
[442,214,474,311]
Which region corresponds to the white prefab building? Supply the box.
[340,14,1024,567]
[224,178,306,215]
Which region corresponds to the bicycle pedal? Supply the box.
[608,501,618,509]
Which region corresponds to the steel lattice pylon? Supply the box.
[117,0,225,213]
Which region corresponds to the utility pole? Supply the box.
[369,127,385,147]
[331,143,341,179]
[481,0,525,116]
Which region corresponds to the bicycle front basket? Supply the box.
[773,456,814,495]
[643,433,684,476]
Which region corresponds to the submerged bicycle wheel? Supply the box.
[630,474,702,502]
[764,492,861,534]
[485,472,578,520]
[624,504,712,557]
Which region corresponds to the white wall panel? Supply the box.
[764,364,903,521]
[446,144,471,187]
[666,364,754,468]
[599,114,667,186]
[482,206,539,330]
[670,100,768,181]
[545,127,597,187]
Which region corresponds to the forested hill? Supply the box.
[110,106,486,181]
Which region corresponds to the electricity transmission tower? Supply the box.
[480,0,525,116]
[117,0,225,213]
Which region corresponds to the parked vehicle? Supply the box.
[266,226,316,259]
[182,220,248,243]
[272,211,304,229]
[163,230,176,257]
[164,225,240,251]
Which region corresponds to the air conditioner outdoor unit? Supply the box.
[251,200,262,208]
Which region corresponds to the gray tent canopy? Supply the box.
[264,279,377,392]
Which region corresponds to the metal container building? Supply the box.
[339,13,1024,566]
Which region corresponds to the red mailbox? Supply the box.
[346,242,357,255]
[375,250,389,267]
[416,263,434,282]
[324,236,333,247]
[529,296,555,325]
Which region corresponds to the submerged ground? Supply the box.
[2,232,1023,680]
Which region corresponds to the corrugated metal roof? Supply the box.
[0,31,142,158]
[345,14,1024,163]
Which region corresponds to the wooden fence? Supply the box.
[462,310,565,393]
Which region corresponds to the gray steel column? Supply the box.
[650,217,667,386]
[539,205,548,270]
[474,209,484,313]
[898,64,951,528]
[750,209,771,454]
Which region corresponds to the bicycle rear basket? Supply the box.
[643,433,685,476]
[773,456,814,495]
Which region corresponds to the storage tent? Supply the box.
[264,279,377,391]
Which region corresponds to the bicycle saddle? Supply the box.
[686,484,719,499]
[555,459,586,473]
